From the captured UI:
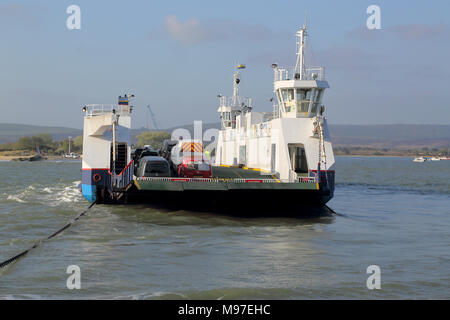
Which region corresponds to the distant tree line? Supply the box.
[334,146,450,156]
[0,131,172,155]
[0,133,83,155]
[136,131,170,149]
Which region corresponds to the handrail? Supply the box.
[135,176,317,184]
[108,160,134,177]
[84,104,131,117]
[111,160,134,189]
[275,66,325,81]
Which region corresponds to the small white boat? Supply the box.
[430,157,441,161]
[413,157,427,162]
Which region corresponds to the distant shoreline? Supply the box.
[0,154,445,161]
[0,155,81,161]
[335,154,414,158]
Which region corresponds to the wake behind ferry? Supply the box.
[80,25,335,214]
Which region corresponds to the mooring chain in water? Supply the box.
[0,202,96,269]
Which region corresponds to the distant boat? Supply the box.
[413,157,427,162]
[11,154,46,161]
[12,145,46,162]
[29,154,45,161]
[430,157,441,161]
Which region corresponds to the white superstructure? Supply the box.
[81,95,133,201]
[215,25,335,181]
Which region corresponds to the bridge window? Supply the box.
[296,89,311,113]
[310,89,323,116]
[281,89,295,112]
[281,89,294,101]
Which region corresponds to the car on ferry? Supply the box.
[178,155,212,178]
[136,156,171,177]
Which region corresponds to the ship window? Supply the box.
[305,89,311,100]
[310,89,323,116]
[296,89,312,100]
[222,112,231,126]
[296,89,311,113]
[314,89,322,102]
[288,89,294,101]
[281,89,295,102]
[281,89,295,112]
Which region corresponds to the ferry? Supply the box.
[80,25,335,214]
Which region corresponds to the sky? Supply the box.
[0,0,449,129]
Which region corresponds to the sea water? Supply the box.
[0,157,448,299]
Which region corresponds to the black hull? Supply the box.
[91,170,335,217]
[98,186,334,217]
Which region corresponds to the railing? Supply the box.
[274,67,325,81]
[299,177,317,183]
[135,176,317,184]
[219,96,253,110]
[84,104,131,117]
[110,160,134,189]
[289,169,318,183]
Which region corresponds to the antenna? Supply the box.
[304,11,309,30]
[294,25,307,79]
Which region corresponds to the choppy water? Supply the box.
[0,157,449,299]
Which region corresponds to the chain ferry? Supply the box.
[80,25,335,214]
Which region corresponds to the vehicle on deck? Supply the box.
[133,146,160,174]
[136,156,171,177]
[170,140,212,178]
[178,155,212,178]
[159,140,177,159]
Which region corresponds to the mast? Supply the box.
[232,70,240,107]
[294,25,307,80]
[233,64,245,108]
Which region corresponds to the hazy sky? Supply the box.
[0,0,449,129]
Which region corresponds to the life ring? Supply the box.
[93,173,102,183]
